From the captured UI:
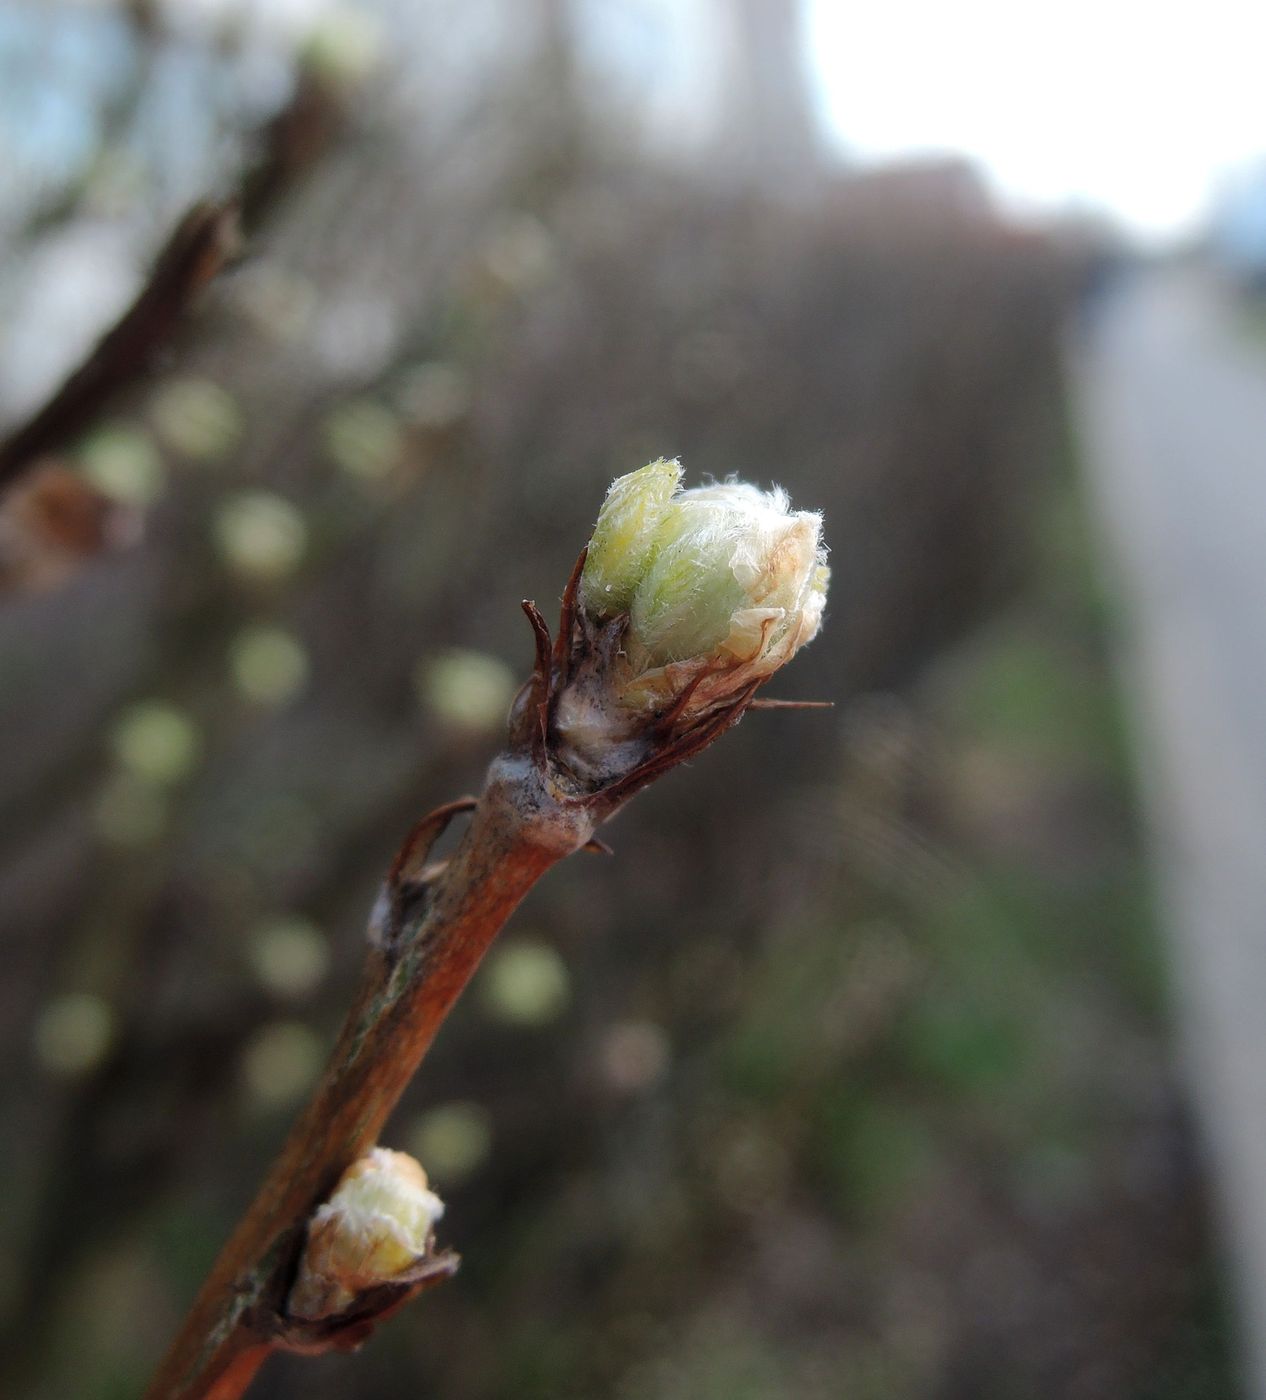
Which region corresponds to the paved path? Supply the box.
[1074,266,1266,1397]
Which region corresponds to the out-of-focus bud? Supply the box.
[0,461,140,592]
[551,463,828,776]
[288,1147,445,1321]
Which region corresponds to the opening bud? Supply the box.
[622,478,827,685]
[545,462,828,782]
[288,1147,445,1321]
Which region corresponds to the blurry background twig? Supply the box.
[0,200,240,495]
[0,57,348,594]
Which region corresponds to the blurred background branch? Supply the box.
[0,199,240,495]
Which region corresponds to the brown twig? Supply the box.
[237,69,349,233]
[143,763,598,1400]
[0,64,348,504]
[0,201,242,495]
[144,668,767,1396]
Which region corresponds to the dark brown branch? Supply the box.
[0,201,241,494]
[237,70,349,233]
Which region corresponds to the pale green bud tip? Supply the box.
[289,1147,445,1320]
[579,457,683,617]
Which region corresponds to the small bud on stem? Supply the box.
[525,460,829,793]
[288,1148,447,1322]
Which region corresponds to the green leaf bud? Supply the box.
[578,457,682,618]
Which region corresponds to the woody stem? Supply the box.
[142,754,594,1400]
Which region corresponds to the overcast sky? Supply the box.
[805,0,1266,241]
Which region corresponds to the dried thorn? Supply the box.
[656,620,776,736]
[274,1251,461,1356]
[392,1248,463,1290]
[521,600,556,752]
[553,546,588,685]
[582,836,614,856]
[520,599,554,682]
[595,683,760,810]
[370,798,478,949]
[747,698,835,711]
[655,663,721,735]
[389,797,479,888]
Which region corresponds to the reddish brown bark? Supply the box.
[144,581,781,1400]
[144,767,589,1400]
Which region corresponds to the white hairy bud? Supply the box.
[555,463,828,766]
[288,1147,445,1321]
